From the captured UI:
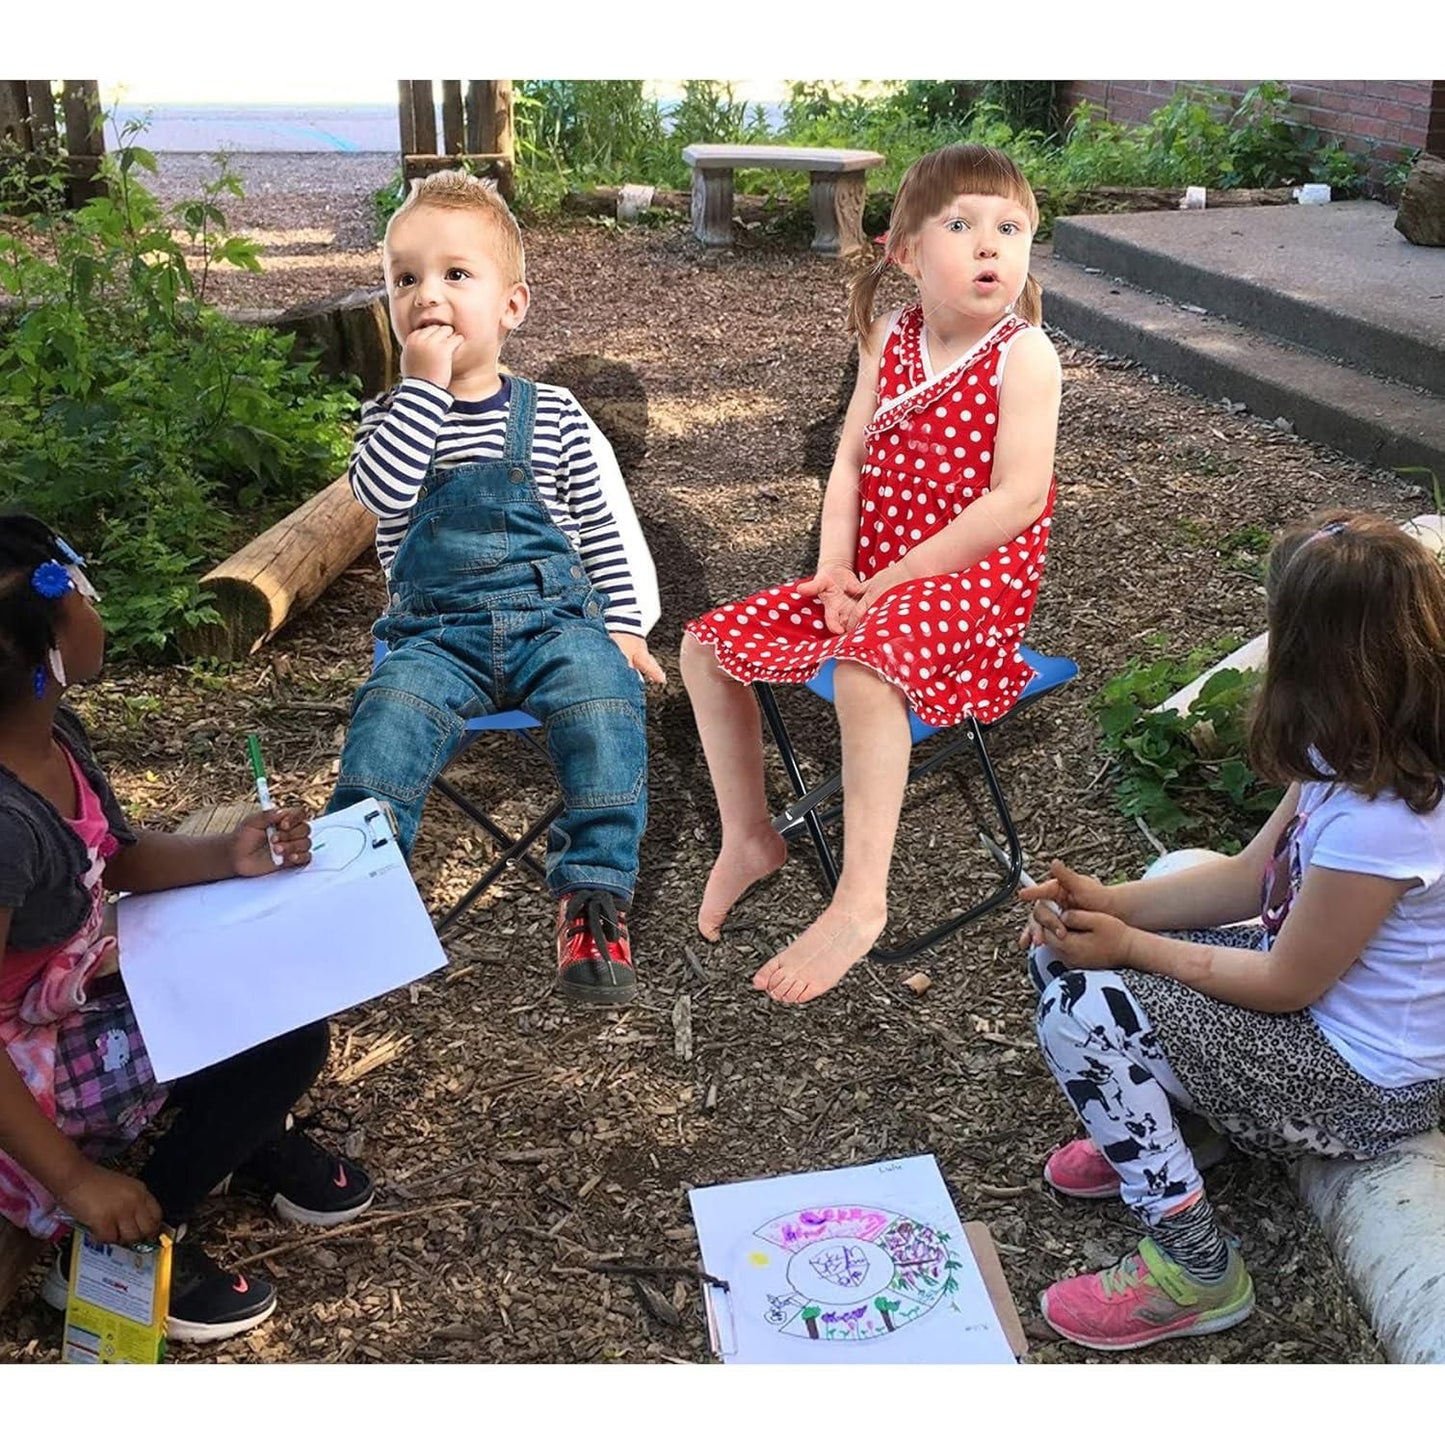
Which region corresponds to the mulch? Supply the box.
[2,157,1429,1363]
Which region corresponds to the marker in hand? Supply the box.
[980,832,1064,914]
[246,733,283,867]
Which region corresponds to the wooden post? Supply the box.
[0,80,31,148]
[24,81,57,151]
[441,80,464,155]
[410,80,437,157]
[478,81,515,201]
[465,81,485,154]
[397,80,418,158]
[60,80,105,205]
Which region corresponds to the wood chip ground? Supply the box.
[3,155,1425,1364]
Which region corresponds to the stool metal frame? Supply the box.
[752,646,1078,963]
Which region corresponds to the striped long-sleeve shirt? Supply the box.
[348,376,659,637]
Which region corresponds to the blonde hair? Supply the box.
[847,144,1042,339]
[385,169,526,284]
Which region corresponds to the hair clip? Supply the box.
[53,535,86,567]
[1306,520,1350,545]
[31,560,74,600]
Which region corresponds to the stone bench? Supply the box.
[681,144,884,257]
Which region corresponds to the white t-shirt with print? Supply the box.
[1299,778,1445,1087]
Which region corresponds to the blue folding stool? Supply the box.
[752,644,1079,963]
[372,639,564,936]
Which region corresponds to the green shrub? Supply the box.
[1092,635,1283,850]
[0,121,355,655]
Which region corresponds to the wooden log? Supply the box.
[180,475,376,660]
[1395,153,1445,247]
[272,286,397,397]
[402,152,514,195]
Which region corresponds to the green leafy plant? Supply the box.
[1093,635,1283,848]
[0,117,355,655]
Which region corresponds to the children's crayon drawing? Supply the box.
[689,1155,1015,1364]
[755,1205,959,1341]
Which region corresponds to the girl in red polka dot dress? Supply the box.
[681,144,1062,1005]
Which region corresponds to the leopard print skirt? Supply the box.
[1123,926,1443,1161]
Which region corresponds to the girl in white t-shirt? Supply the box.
[1018,511,1445,1352]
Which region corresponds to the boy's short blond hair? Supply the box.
[385,169,526,284]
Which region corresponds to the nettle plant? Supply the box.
[0,119,354,654]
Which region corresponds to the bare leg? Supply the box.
[753,662,911,1004]
[680,634,788,940]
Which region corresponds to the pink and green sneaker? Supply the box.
[1040,1237,1254,1351]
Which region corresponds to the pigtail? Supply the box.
[847,250,891,342]
[1016,272,1043,326]
[0,513,68,706]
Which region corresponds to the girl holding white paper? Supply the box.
[0,514,374,1344]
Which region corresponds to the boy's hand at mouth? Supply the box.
[402,321,465,390]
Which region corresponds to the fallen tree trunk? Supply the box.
[181,474,376,661]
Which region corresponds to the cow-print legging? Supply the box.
[1030,948,1209,1226]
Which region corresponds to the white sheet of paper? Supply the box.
[689,1154,1016,1365]
[118,800,446,1081]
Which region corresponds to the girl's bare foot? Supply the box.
[751,900,887,1004]
[698,830,788,940]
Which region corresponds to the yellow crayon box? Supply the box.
[61,1228,172,1364]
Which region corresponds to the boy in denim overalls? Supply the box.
[331,171,663,1006]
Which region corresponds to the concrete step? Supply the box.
[1051,204,1445,397]
[1034,250,1445,483]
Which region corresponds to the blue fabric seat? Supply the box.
[753,644,1079,963]
[371,638,562,935]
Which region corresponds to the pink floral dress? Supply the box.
[685,307,1054,728]
[0,747,168,1239]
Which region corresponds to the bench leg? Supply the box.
[690,167,734,247]
[809,170,868,257]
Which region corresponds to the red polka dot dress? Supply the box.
[685,307,1054,729]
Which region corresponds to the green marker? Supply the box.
[246,733,282,865]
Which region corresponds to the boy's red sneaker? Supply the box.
[556,890,636,1005]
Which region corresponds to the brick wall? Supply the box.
[1057,81,1439,189]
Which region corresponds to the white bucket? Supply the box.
[1295,183,1331,204]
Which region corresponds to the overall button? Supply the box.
[509,466,526,482]
[585,601,601,617]
[389,592,400,607]
[570,565,583,579]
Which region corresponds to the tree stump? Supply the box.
[180,475,375,661]
[273,288,398,397]
[1395,154,1445,247]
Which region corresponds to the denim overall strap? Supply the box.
[503,376,536,467]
